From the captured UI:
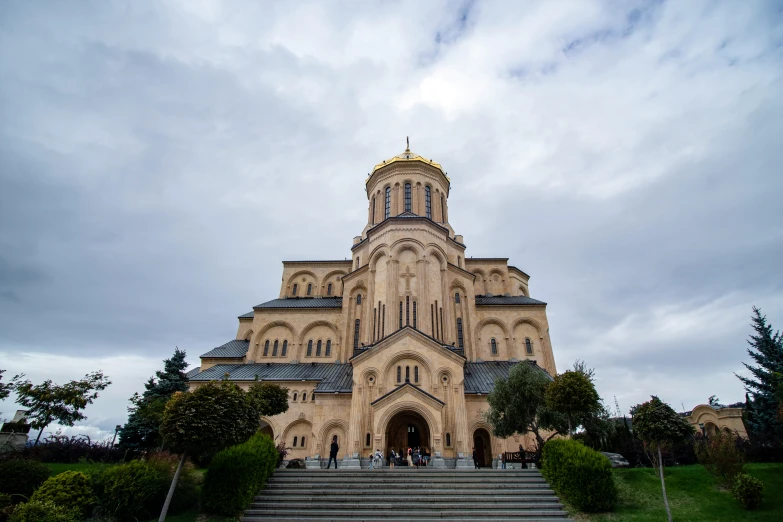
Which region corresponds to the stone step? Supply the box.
[242,509,570,519]
[276,469,540,475]
[257,493,557,501]
[242,518,573,522]
[267,483,549,491]
[270,478,548,486]
[249,501,564,510]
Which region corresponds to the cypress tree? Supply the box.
[736,307,783,443]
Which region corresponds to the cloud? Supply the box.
[1,0,781,433]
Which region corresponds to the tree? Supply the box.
[708,395,721,406]
[119,348,190,451]
[736,307,783,443]
[156,380,288,521]
[15,371,111,445]
[631,396,695,522]
[545,370,601,435]
[486,362,567,460]
[0,369,21,402]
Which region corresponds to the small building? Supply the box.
[682,403,747,438]
[0,410,30,452]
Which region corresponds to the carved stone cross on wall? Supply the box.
[401,265,415,291]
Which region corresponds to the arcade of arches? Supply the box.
[188,143,559,468]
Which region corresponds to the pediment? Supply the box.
[371,382,445,410]
[349,326,466,366]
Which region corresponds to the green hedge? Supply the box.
[541,439,617,512]
[30,471,96,517]
[8,500,80,522]
[0,460,50,502]
[202,433,278,516]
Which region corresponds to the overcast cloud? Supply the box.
[1,0,782,439]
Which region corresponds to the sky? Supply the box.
[1,0,782,440]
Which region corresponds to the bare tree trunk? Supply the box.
[658,446,672,522]
[158,451,187,522]
[34,427,46,446]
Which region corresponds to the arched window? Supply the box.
[414,366,419,383]
[456,318,464,349]
[311,393,316,402]
[357,294,362,305]
[455,292,460,303]
[307,340,313,357]
[399,301,403,329]
[327,283,332,296]
[404,183,412,212]
[307,283,312,296]
[525,338,533,355]
[315,340,322,356]
[371,196,376,224]
[272,340,279,356]
[366,433,371,447]
[425,186,432,219]
[302,392,307,402]
[397,366,401,383]
[406,296,410,326]
[353,319,360,349]
[301,436,306,447]
[293,436,298,447]
[356,257,360,268]
[292,283,298,296]
[457,256,461,267]
[446,433,451,447]
[263,340,270,357]
[405,366,410,382]
[412,301,417,329]
[491,338,498,355]
[325,340,331,357]
[385,187,391,219]
[293,392,298,402]
[441,195,445,221]
[282,340,288,357]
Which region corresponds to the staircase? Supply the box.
[241,468,573,521]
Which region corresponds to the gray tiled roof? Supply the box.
[185,367,201,379]
[188,363,353,393]
[200,339,250,358]
[254,297,343,309]
[464,360,552,394]
[475,295,547,306]
[238,311,254,318]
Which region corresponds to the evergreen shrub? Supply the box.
[30,471,96,517]
[8,500,79,522]
[731,472,764,510]
[0,460,50,501]
[202,433,278,516]
[695,431,744,487]
[541,439,617,512]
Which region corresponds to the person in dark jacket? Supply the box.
[473,447,480,469]
[327,435,339,469]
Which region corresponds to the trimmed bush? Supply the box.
[202,433,278,516]
[95,456,197,521]
[0,460,50,502]
[695,431,744,487]
[541,439,617,512]
[30,471,96,517]
[731,472,764,510]
[8,500,79,522]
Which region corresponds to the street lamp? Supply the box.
[112,425,122,447]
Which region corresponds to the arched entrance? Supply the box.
[259,419,274,440]
[473,428,492,468]
[386,410,431,455]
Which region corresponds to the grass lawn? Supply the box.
[46,461,111,476]
[568,463,782,521]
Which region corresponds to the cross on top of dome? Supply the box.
[370,138,445,176]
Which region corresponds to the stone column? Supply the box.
[344,383,363,468]
[453,382,471,468]
[367,269,376,343]
[441,267,451,344]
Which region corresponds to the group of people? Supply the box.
[327,435,433,470]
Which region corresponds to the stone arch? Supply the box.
[286,270,318,294]
[317,418,349,457]
[298,320,341,347]
[252,321,296,358]
[471,269,487,295]
[243,329,254,341]
[518,284,529,297]
[281,418,313,446]
[369,245,391,269]
[391,239,425,259]
[488,268,507,294]
[474,317,511,341]
[321,269,348,294]
[450,279,469,293]
[382,349,436,385]
[259,416,280,442]
[424,245,448,269]
[511,317,545,339]
[377,401,442,443]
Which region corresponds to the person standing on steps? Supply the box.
[407,447,413,467]
[327,435,339,469]
[389,448,396,469]
[473,447,480,469]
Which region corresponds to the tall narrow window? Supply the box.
[404,183,412,212]
[457,318,464,349]
[292,283,298,296]
[525,338,533,355]
[263,340,270,357]
[354,319,360,349]
[457,256,461,267]
[397,366,401,383]
[382,305,386,337]
[372,308,377,342]
[325,340,331,357]
[293,436,298,447]
[399,301,403,329]
[413,301,417,329]
[455,292,460,304]
[414,366,419,383]
[327,283,332,296]
[301,436,306,447]
[307,283,312,296]
[357,294,362,305]
[446,433,451,447]
[272,340,279,356]
[366,433,371,447]
[385,187,391,218]
[302,393,306,402]
[316,340,322,356]
[293,393,298,401]
[405,366,410,382]
[441,195,445,221]
[356,257,360,268]
[431,304,435,337]
[434,301,439,339]
[282,340,288,357]
[377,301,382,339]
[307,340,313,357]
[440,308,444,341]
[371,196,376,224]
[406,296,410,326]
[425,186,432,219]
[491,338,498,355]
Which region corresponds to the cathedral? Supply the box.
[188,143,557,468]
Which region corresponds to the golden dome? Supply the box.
[369,138,446,177]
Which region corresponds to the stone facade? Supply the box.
[684,404,748,438]
[189,145,557,467]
